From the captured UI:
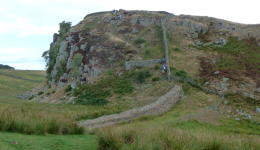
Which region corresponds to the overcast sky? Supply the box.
[0,0,259,70]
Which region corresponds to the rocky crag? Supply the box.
[18,9,260,102]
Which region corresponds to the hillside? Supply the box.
[12,9,260,149]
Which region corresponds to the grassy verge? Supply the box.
[0,69,45,82]
[0,131,97,150]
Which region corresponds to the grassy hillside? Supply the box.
[0,69,45,82]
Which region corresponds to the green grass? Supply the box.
[0,131,97,150]
[0,74,40,98]
[82,20,99,30]
[0,69,45,82]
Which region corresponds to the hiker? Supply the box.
[113,9,115,14]
[161,67,165,74]
[163,64,166,70]
[162,58,165,64]
[114,10,117,15]
[119,15,122,20]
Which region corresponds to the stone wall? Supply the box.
[125,59,161,70]
[161,20,171,79]
[79,85,183,128]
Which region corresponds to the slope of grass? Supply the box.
[0,74,40,98]
[197,37,260,80]
[0,131,97,150]
[0,69,45,82]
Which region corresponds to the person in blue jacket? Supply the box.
[162,58,165,64]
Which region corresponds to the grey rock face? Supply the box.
[71,81,77,89]
[133,28,139,33]
[223,78,229,82]
[238,38,242,41]
[257,88,260,92]
[256,107,260,113]
[57,82,67,90]
[80,43,88,50]
[139,17,149,27]
[141,43,145,48]
[219,38,227,46]
[67,97,76,103]
[235,118,240,121]
[43,85,49,92]
[214,71,219,74]
[90,46,95,52]
[66,57,73,70]
[130,17,138,25]
[204,82,209,86]
[104,17,112,23]
[70,45,79,57]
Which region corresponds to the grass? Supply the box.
[96,85,260,149]
[0,131,97,150]
[196,37,260,81]
[0,69,45,82]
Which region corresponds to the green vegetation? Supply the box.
[225,92,260,106]
[52,90,56,93]
[134,38,146,44]
[71,53,83,77]
[0,69,45,82]
[65,85,72,92]
[82,20,99,30]
[154,64,160,70]
[38,92,44,95]
[74,73,135,105]
[58,21,72,40]
[137,70,152,83]
[56,59,66,78]
[197,37,260,79]
[42,45,60,76]
[0,131,97,150]
[173,47,182,52]
[0,64,14,69]
[152,77,160,82]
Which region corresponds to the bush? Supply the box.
[154,64,160,70]
[71,53,83,77]
[58,21,72,39]
[135,38,146,44]
[152,77,160,82]
[65,85,72,92]
[52,90,56,93]
[75,98,109,106]
[38,92,44,95]
[175,70,187,78]
[56,59,66,78]
[47,92,50,96]
[137,71,145,83]
[174,48,182,52]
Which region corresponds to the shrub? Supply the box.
[65,85,72,92]
[174,48,182,52]
[52,90,56,93]
[154,64,160,70]
[137,71,145,83]
[28,96,34,100]
[47,92,50,96]
[58,21,72,39]
[175,70,187,78]
[38,92,44,95]
[135,38,146,44]
[71,53,83,77]
[56,59,66,78]
[152,77,160,82]
[75,98,109,106]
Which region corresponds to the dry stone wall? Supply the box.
[79,85,183,128]
[125,59,161,70]
[161,20,171,79]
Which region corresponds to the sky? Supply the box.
[0,0,259,70]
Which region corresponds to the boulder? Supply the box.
[71,81,77,89]
[139,18,149,27]
[130,17,138,26]
[214,71,219,74]
[70,45,79,57]
[80,43,88,50]
[223,78,229,82]
[141,43,145,48]
[133,28,139,33]
[90,46,95,52]
[67,97,76,103]
[256,107,260,113]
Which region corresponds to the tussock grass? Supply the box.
[97,123,260,150]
